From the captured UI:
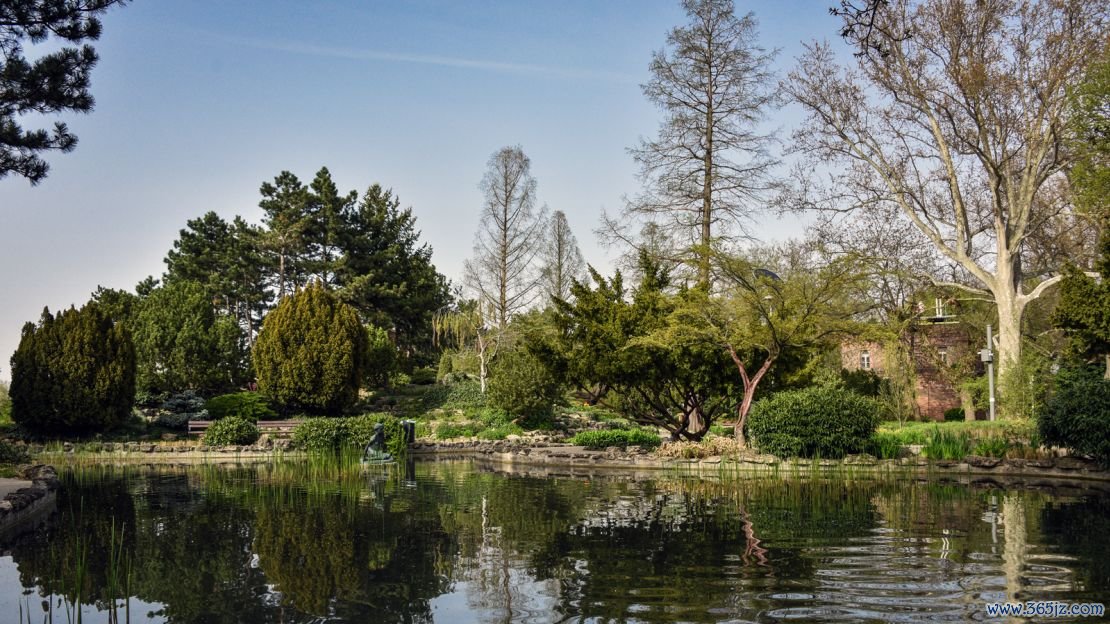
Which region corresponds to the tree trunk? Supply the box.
[1105,353,1109,380]
[960,386,976,422]
[991,252,1027,386]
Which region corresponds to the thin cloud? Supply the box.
[209,32,638,84]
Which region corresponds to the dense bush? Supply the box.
[419,380,486,411]
[747,386,879,458]
[155,410,206,430]
[0,439,31,464]
[569,429,661,449]
[410,367,437,385]
[162,391,206,414]
[0,381,11,424]
[133,280,247,396]
[292,414,409,457]
[291,418,348,452]
[839,368,885,397]
[487,349,563,421]
[203,416,260,446]
[252,283,369,414]
[943,407,965,422]
[1039,367,1110,463]
[205,392,277,422]
[364,325,397,388]
[436,351,454,382]
[10,303,136,435]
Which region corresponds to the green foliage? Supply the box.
[363,325,397,388]
[839,368,884,397]
[0,0,125,183]
[436,351,453,382]
[1067,58,1110,218]
[544,257,738,440]
[972,436,1011,459]
[10,303,136,435]
[921,427,972,460]
[1054,262,1110,377]
[943,407,965,422]
[487,348,564,420]
[203,416,260,446]
[292,414,409,457]
[291,418,348,453]
[568,429,662,450]
[205,392,277,422]
[868,432,903,459]
[1039,367,1110,463]
[998,349,1054,420]
[253,283,369,414]
[419,380,487,411]
[878,419,1035,446]
[154,411,199,430]
[409,367,436,385]
[133,280,249,395]
[0,380,11,426]
[162,391,206,414]
[0,439,31,464]
[747,386,879,458]
[335,183,451,363]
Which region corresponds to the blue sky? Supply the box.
[0,0,844,379]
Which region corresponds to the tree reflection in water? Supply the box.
[2,461,1107,623]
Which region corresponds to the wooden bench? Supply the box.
[188,419,303,437]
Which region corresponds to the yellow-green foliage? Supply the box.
[203,416,260,446]
[9,303,136,435]
[253,284,369,414]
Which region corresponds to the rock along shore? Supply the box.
[25,438,1110,485]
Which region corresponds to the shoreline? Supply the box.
[27,438,1110,486]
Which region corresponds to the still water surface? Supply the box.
[0,460,1107,623]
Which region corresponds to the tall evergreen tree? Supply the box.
[9,302,135,434]
[252,283,369,414]
[305,167,357,286]
[337,183,450,360]
[132,280,247,395]
[1,0,127,184]
[258,171,312,300]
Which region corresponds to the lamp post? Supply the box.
[981,325,996,421]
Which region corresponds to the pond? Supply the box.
[1,459,1107,623]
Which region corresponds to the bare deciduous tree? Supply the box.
[604,0,779,289]
[786,0,1107,378]
[539,210,586,304]
[464,146,548,328]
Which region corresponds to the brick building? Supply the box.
[841,298,982,420]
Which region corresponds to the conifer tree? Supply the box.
[9,302,135,434]
[252,283,368,414]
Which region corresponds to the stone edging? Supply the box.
[0,464,59,539]
[410,441,1110,483]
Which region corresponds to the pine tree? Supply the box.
[9,302,135,434]
[1,0,127,184]
[252,283,368,414]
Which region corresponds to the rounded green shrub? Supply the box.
[1039,367,1110,463]
[291,417,349,452]
[569,428,661,449]
[943,407,965,422]
[205,392,277,422]
[10,303,136,435]
[252,283,369,414]
[436,351,454,382]
[747,386,880,458]
[364,325,397,388]
[487,348,563,421]
[203,416,260,446]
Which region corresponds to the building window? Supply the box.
[935,297,947,318]
[938,347,948,365]
[860,350,871,370]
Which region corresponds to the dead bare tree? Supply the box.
[786,0,1108,378]
[539,210,586,304]
[605,0,780,289]
[464,146,548,328]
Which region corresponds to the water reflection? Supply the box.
[0,460,1107,623]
